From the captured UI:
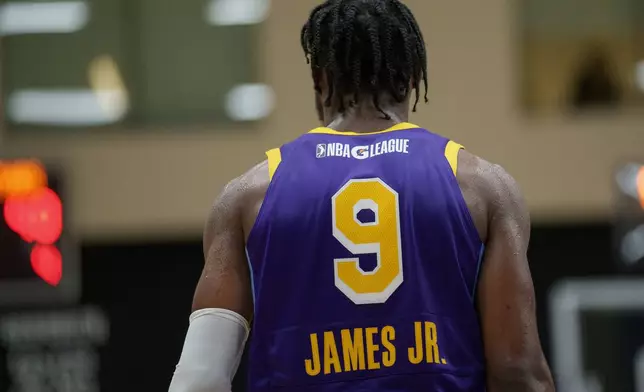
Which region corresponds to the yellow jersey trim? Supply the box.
[444,140,464,176]
[308,122,420,136]
[266,148,282,180]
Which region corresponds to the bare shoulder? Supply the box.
[204,160,270,247]
[237,160,271,238]
[455,149,528,242]
[196,161,268,316]
[224,159,270,207]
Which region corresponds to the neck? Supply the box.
[323,102,410,134]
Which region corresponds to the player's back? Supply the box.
[245,122,485,391]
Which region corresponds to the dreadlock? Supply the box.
[301,0,429,119]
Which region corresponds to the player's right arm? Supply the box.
[474,162,555,392]
[168,169,258,392]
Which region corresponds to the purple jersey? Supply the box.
[245,123,485,391]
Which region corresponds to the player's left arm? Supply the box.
[193,176,253,319]
[169,176,254,392]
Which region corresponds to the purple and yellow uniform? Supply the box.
[245,123,485,391]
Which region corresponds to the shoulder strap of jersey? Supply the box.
[444,140,464,176]
[265,148,282,181]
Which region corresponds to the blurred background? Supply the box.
[0,0,643,391]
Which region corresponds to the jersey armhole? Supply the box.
[247,147,283,252]
[266,148,282,181]
[444,140,464,175]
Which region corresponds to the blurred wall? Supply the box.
[4,0,644,239]
[524,35,644,109]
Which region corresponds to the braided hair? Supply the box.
[301,0,429,119]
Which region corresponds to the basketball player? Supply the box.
[169,1,555,391]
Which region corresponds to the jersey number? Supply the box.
[331,178,403,305]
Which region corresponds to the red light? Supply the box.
[637,167,644,209]
[30,244,63,287]
[4,187,63,245]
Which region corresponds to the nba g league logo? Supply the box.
[316,144,327,158]
[316,140,410,160]
[316,143,370,160]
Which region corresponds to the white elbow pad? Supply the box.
[169,308,250,392]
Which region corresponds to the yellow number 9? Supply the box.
[332,178,403,304]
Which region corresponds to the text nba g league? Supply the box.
[306,137,449,377]
[316,138,410,159]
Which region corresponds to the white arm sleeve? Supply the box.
[168,308,250,392]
